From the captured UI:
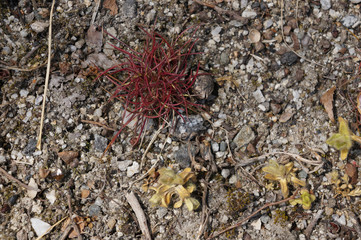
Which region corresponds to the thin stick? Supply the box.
[67,192,83,240]
[125,191,152,240]
[81,119,117,131]
[140,124,164,169]
[207,191,299,239]
[304,209,323,239]
[0,61,48,72]
[34,216,67,240]
[36,0,55,150]
[0,166,39,192]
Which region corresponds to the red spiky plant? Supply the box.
[95,26,203,155]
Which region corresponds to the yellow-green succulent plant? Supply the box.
[262,160,305,198]
[289,189,316,210]
[326,117,361,160]
[149,168,200,211]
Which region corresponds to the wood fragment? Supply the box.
[67,192,83,240]
[125,191,152,240]
[304,209,323,239]
[81,119,117,131]
[0,166,39,192]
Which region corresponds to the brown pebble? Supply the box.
[287,18,298,29]
[254,41,265,52]
[271,103,282,114]
[283,25,292,36]
[345,163,358,185]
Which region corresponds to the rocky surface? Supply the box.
[1,0,361,239]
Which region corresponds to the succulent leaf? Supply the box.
[326,117,353,160]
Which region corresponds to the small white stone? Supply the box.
[127,162,140,177]
[31,218,51,237]
[251,219,262,230]
[229,175,237,184]
[45,190,56,204]
[31,21,49,33]
[221,169,231,178]
[20,89,29,97]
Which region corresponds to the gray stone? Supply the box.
[242,9,257,18]
[220,141,227,152]
[233,125,255,148]
[280,51,299,66]
[341,15,358,28]
[263,19,273,29]
[240,0,248,8]
[123,0,137,18]
[351,0,361,3]
[211,26,222,37]
[220,50,230,65]
[20,90,29,97]
[88,203,101,216]
[253,89,266,103]
[320,0,331,10]
[2,46,11,55]
[23,138,37,156]
[175,115,205,140]
[211,142,219,152]
[174,145,195,168]
[94,134,108,152]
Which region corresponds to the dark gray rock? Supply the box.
[280,52,299,66]
[88,203,101,216]
[23,138,37,156]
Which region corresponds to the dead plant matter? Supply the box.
[96,26,204,154]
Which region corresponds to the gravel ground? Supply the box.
[1,0,361,239]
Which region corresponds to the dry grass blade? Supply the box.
[36,0,55,150]
[0,166,40,192]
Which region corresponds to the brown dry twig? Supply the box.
[0,166,39,192]
[304,209,324,239]
[193,0,248,23]
[207,190,299,239]
[67,192,83,240]
[81,119,117,131]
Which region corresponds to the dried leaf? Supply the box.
[320,86,336,123]
[345,163,358,185]
[58,151,79,165]
[39,168,50,179]
[86,25,103,49]
[103,0,118,16]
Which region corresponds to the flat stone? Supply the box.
[88,203,101,216]
[30,21,49,33]
[123,0,137,18]
[341,15,358,28]
[94,134,108,152]
[233,125,255,148]
[242,9,257,18]
[23,138,37,156]
[320,0,331,10]
[253,89,266,103]
[221,169,231,178]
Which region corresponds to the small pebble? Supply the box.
[211,142,219,152]
[320,0,331,10]
[221,169,231,178]
[88,203,101,216]
[118,160,133,171]
[341,15,358,28]
[280,52,299,66]
[242,8,257,18]
[229,175,238,184]
[94,134,108,152]
[127,161,139,177]
[30,21,49,33]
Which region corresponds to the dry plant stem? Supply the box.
[67,192,83,240]
[193,0,247,22]
[196,173,211,240]
[125,191,152,240]
[348,211,361,238]
[36,0,55,150]
[34,216,67,240]
[280,0,325,68]
[140,124,164,169]
[81,119,117,131]
[58,226,72,240]
[0,166,39,192]
[0,61,48,72]
[304,209,324,239]
[90,0,101,26]
[207,191,299,240]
